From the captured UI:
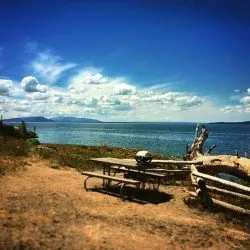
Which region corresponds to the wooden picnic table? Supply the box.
[81,157,204,199]
[89,157,202,190]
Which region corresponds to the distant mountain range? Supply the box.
[3,116,53,122]
[3,116,102,123]
[209,121,250,125]
[51,116,102,123]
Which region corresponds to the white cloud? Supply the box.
[113,99,133,111]
[0,79,13,96]
[29,92,50,101]
[21,76,47,93]
[247,88,250,94]
[240,95,250,105]
[234,89,240,93]
[31,51,76,83]
[220,88,250,114]
[11,99,31,112]
[141,91,204,110]
[68,69,108,91]
[113,83,136,95]
[219,105,250,113]
[17,69,204,119]
[2,67,214,121]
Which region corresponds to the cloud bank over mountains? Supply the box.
[0,44,249,122]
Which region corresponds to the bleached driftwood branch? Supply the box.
[185,124,250,179]
[186,124,211,159]
[189,164,250,215]
[191,165,250,195]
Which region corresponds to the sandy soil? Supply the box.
[0,159,249,249]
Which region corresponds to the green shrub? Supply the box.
[0,137,30,156]
[28,138,40,145]
[36,146,56,159]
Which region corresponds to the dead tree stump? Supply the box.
[185,124,212,160]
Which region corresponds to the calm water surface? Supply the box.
[22,122,249,156]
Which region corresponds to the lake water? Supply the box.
[21,122,250,157]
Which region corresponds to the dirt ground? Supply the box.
[0,158,249,250]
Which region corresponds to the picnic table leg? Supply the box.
[107,165,111,187]
[103,164,106,188]
[142,167,146,190]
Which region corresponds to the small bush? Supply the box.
[36,146,56,159]
[28,138,40,146]
[0,137,30,156]
[0,121,38,140]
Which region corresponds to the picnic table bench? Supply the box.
[81,171,141,198]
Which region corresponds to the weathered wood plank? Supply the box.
[90,157,203,168]
[151,160,203,165]
[205,185,250,201]
[191,164,250,194]
[146,168,190,173]
[81,171,141,184]
[90,158,138,168]
[110,166,166,177]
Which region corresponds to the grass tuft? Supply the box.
[0,157,27,175]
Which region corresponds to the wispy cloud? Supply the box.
[219,105,250,113]
[221,88,250,114]
[24,42,76,84]
[31,51,76,84]
[146,82,179,92]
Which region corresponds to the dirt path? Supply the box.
[0,161,249,249]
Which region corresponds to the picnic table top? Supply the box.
[90,157,203,168]
[91,158,138,168]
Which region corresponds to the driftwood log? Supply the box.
[185,124,250,180]
[189,191,250,215]
[191,165,250,195]
[189,165,250,214]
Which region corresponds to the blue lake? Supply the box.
[21,122,250,156]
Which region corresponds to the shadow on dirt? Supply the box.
[89,186,174,205]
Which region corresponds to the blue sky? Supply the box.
[0,0,249,121]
